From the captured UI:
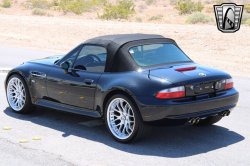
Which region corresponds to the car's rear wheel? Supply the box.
[6,74,35,114]
[194,115,223,126]
[105,94,151,143]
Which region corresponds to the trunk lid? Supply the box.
[148,63,231,96]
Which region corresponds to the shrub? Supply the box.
[21,0,49,9]
[174,0,204,14]
[206,6,213,13]
[244,4,250,13]
[204,0,210,4]
[215,0,233,4]
[2,0,11,8]
[99,0,135,19]
[136,17,142,22]
[185,12,214,24]
[148,14,163,21]
[174,0,195,14]
[244,19,250,26]
[31,8,47,15]
[58,0,107,15]
[146,0,157,5]
[215,0,224,5]
[195,1,204,12]
[50,0,59,7]
[242,13,250,24]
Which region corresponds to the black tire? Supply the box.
[104,94,151,143]
[6,74,36,114]
[194,115,223,126]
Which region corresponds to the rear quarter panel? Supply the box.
[95,71,173,115]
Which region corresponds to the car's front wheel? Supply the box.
[105,94,151,143]
[6,74,35,114]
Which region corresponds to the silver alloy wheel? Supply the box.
[107,98,135,140]
[7,77,26,111]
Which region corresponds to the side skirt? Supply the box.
[35,100,101,118]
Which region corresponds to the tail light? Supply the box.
[156,86,185,99]
[225,78,233,90]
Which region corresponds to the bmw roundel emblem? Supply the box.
[199,73,206,77]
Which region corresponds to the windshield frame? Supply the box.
[127,43,193,68]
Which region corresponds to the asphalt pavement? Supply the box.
[0,46,249,166]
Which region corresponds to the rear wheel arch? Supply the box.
[102,89,141,117]
[103,92,151,143]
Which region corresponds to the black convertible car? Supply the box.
[5,34,239,143]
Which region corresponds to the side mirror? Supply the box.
[60,61,70,74]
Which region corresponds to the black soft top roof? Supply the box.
[84,34,165,46]
[83,34,178,72]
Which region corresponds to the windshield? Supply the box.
[129,44,191,67]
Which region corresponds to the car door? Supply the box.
[46,45,107,110]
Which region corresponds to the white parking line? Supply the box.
[78,119,104,127]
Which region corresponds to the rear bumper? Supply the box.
[135,88,239,122]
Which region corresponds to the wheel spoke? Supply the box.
[119,100,126,112]
[7,77,26,111]
[116,101,123,113]
[118,124,123,133]
[107,98,135,140]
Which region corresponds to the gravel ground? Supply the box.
[0,14,249,78]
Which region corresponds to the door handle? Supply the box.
[84,79,94,84]
[31,71,46,78]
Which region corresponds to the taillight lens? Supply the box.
[156,86,185,99]
[225,78,233,90]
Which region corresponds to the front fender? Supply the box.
[4,62,53,103]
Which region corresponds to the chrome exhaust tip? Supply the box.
[195,117,200,124]
[226,111,231,116]
[220,111,227,117]
[189,118,196,125]
[220,110,230,117]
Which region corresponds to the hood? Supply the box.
[27,55,64,66]
[148,63,231,85]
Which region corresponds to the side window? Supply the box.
[73,45,107,72]
[57,45,82,67]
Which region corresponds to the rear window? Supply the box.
[128,44,191,67]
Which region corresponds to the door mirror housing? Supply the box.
[60,61,69,70]
[60,61,70,73]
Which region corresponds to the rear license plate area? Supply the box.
[196,94,209,100]
[200,82,214,93]
[186,81,216,96]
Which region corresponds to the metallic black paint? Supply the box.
[4,39,239,126]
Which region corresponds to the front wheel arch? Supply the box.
[5,71,34,103]
[5,71,29,91]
